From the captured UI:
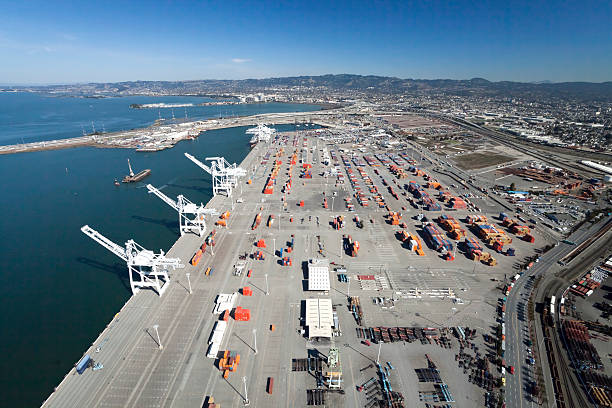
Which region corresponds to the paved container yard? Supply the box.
[42,128,546,408]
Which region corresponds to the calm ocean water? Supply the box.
[0,92,319,145]
[0,93,321,407]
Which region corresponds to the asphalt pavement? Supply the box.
[504,218,609,408]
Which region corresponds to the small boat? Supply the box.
[114,179,120,186]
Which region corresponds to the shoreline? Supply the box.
[0,106,342,156]
[40,129,266,407]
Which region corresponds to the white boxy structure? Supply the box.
[307,258,330,291]
[305,298,333,339]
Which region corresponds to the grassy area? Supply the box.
[453,152,514,170]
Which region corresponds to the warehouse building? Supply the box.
[305,298,333,339]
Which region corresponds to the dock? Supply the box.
[0,109,343,156]
[42,127,532,408]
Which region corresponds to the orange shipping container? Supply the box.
[267,377,274,394]
[191,250,203,266]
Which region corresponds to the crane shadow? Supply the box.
[132,215,179,234]
[76,257,131,293]
[167,182,212,195]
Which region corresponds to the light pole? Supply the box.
[265,273,269,296]
[376,341,382,364]
[252,329,257,354]
[153,324,163,350]
[243,376,250,406]
[331,196,335,211]
[186,273,192,294]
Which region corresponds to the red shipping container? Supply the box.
[267,377,274,394]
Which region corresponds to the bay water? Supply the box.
[0,93,321,407]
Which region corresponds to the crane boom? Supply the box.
[81,224,183,296]
[145,184,218,236]
[187,153,246,197]
[81,225,127,261]
[185,153,212,174]
[146,184,179,212]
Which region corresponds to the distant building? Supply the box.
[305,298,333,339]
[307,258,330,291]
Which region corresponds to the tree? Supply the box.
[509,182,516,191]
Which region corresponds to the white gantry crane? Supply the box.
[81,225,184,296]
[246,124,276,144]
[146,184,217,237]
[184,153,247,197]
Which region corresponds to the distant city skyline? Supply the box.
[1,0,611,84]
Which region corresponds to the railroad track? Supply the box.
[440,116,604,178]
[560,218,612,264]
[537,224,612,408]
[551,321,591,408]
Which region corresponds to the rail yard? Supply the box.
[41,118,611,408]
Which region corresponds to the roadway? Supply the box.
[439,116,606,180]
[504,216,612,408]
[39,123,601,408]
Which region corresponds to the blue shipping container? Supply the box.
[76,354,91,375]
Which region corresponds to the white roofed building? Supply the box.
[308,258,330,291]
[305,298,333,339]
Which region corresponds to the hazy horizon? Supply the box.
[2,74,611,88]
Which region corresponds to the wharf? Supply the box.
[0,109,343,156]
[42,129,523,408]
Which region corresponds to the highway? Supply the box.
[504,216,612,408]
[36,117,609,408]
[403,126,610,408]
[440,116,606,180]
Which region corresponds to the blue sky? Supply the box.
[1,0,610,83]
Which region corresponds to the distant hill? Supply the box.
[234,75,612,100]
[9,74,612,102]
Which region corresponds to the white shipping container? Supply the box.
[207,342,220,358]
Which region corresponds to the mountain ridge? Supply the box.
[6,74,612,101]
